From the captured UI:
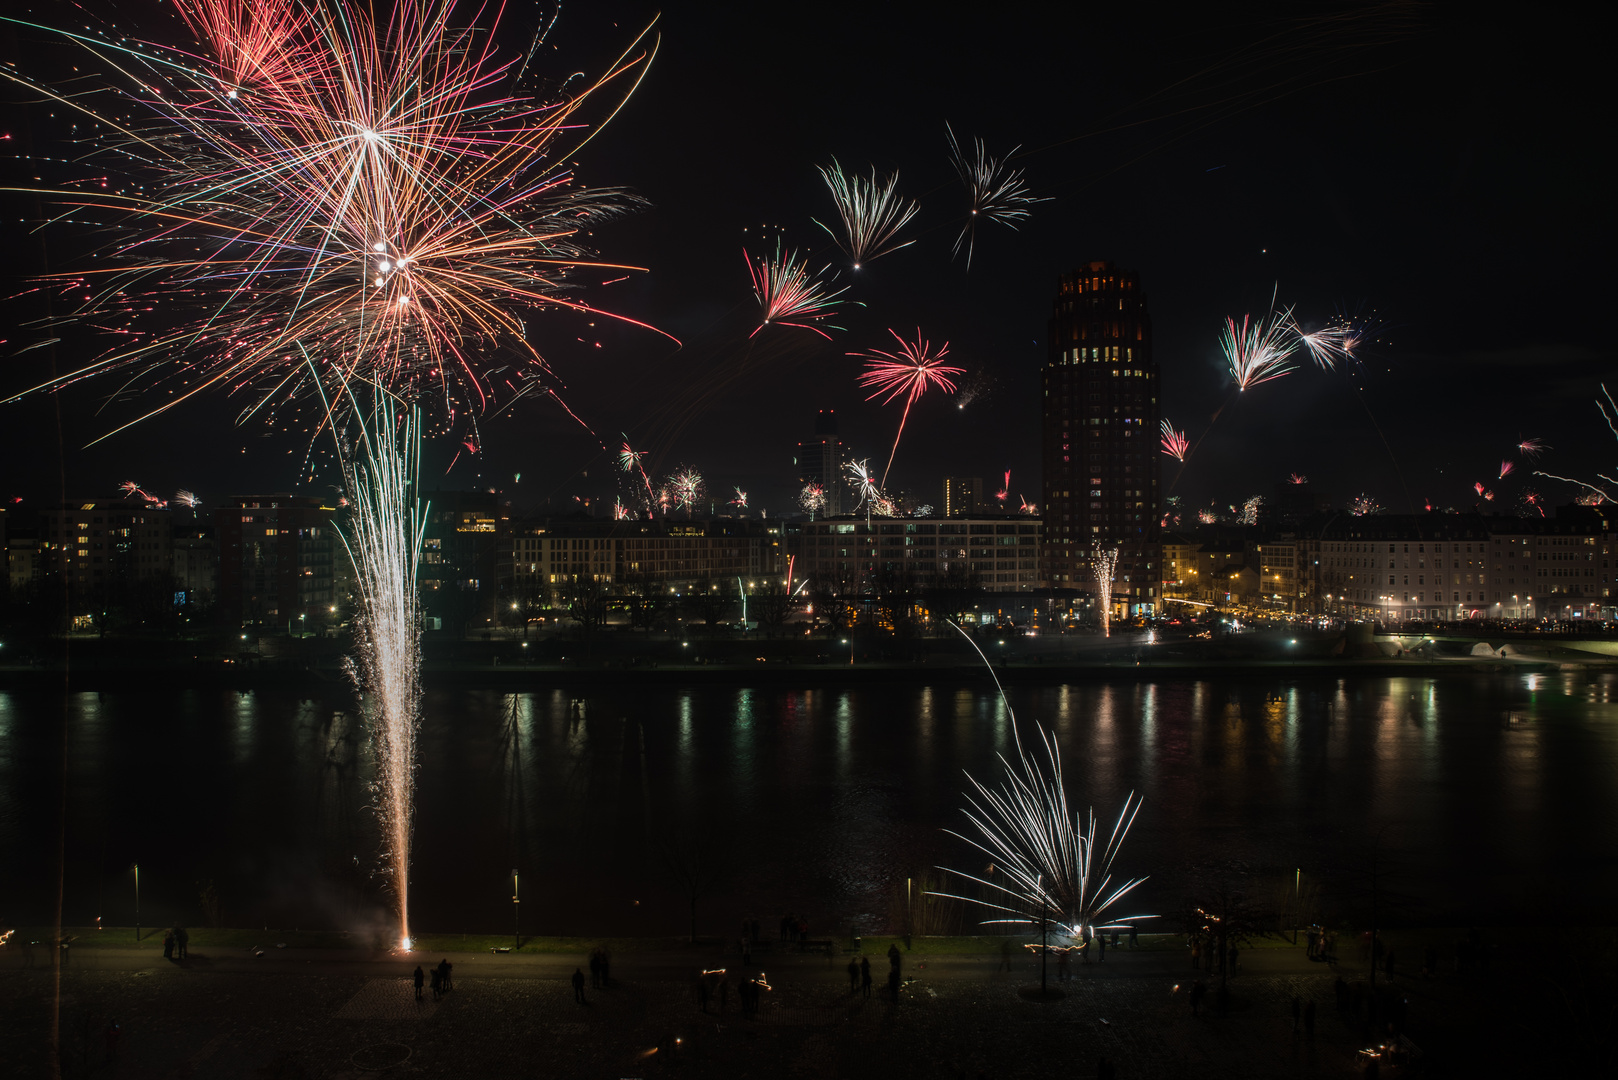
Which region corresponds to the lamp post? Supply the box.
[1293,868,1300,945]
[905,877,912,950]
[512,868,520,949]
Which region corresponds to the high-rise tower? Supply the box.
[795,409,844,516]
[1040,262,1160,614]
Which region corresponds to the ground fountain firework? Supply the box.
[1093,547,1119,637]
[337,391,427,950]
[933,630,1150,949]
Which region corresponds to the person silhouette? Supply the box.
[572,967,587,1003]
[413,965,424,1000]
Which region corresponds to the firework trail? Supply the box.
[334,389,427,951]
[1,2,666,442]
[1521,490,1545,517]
[1348,493,1382,516]
[1533,386,1618,502]
[1499,460,1515,480]
[798,482,827,519]
[1019,497,1037,515]
[1093,547,1119,637]
[119,481,167,508]
[931,631,1148,941]
[945,124,1049,270]
[852,328,963,485]
[815,159,919,269]
[996,470,1012,506]
[1221,308,1299,391]
[1287,473,1308,485]
[1160,420,1188,461]
[173,489,201,509]
[745,243,850,339]
[730,486,748,509]
[613,498,630,520]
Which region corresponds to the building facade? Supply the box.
[1040,261,1161,614]
[784,515,1043,592]
[1162,506,1614,621]
[507,517,781,597]
[34,498,176,626]
[214,495,338,631]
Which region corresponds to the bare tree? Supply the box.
[1184,879,1276,1005]
[689,576,731,634]
[754,581,794,634]
[659,830,727,944]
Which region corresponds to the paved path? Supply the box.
[0,937,1573,1077]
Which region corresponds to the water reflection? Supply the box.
[3,672,1615,934]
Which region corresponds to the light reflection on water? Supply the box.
[1,672,1615,935]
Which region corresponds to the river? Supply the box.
[2,670,1614,937]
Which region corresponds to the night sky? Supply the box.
[1,2,1610,520]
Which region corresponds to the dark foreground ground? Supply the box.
[4,931,1603,1078]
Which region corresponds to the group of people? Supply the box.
[161,927,188,960]
[841,943,903,1002]
[411,959,453,1001]
[1305,924,1337,961]
[1187,933,1239,977]
[779,912,811,947]
[587,947,612,988]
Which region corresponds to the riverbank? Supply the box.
[1,652,1596,692]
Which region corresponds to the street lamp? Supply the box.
[512,868,520,949]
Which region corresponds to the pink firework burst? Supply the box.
[1160,420,1189,461]
[1517,438,1547,458]
[1499,460,1515,479]
[852,328,963,485]
[746,244,849,339]
[1288,472,1308,485]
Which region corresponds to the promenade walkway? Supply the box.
[2,930,1571,1077]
